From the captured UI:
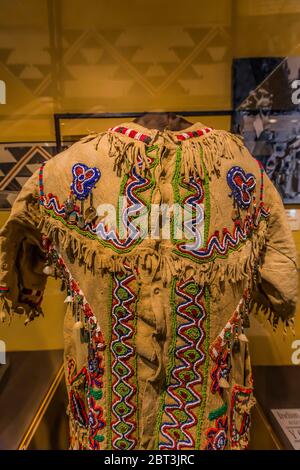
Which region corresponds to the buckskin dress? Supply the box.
[0,121,298,450]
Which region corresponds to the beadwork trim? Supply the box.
[208,403,228,421]
[42,237,106,449]
[158,279,206,450]
[195,286,211,449]
[108,125,213,144]
[176,127,213,141]
[0,286,9,294]
[109,126,152,144]
[110,268,138,450]
[209,299,243,361]
[38,151,159,254]
[171,146,269,265]
[205,415,228,450]
[230,384,253,450]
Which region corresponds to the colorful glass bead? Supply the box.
[71,163,101,201]
[227,166,256,209]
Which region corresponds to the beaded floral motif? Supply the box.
[227,166,256,210]
[205,416,228,450]
[209,305,241,361]
[159,280,206,450]
[210,348,231,396]
[230,384,254,449]
[110,268,138,450]
[68,363,89,429]
[71,163,101,200]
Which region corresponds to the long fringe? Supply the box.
[250,300,296,336]
[0,294,43,324]
[38,213,267,290]
[180,131,245,180]
[85,129,245,179]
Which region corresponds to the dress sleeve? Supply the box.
[0,169,47,323]
[251,171,298,331]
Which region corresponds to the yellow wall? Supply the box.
[1,0,300,361]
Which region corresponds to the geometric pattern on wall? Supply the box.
[0,144,61,209]
[0,25,231,99]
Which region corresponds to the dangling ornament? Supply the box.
[43,264,54,275]
[232,325,240,354]
[64,294,73,303]
[238,332,248,342]
[85,192,97,224]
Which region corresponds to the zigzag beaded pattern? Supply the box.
[159,280,206,450]
[95,165,149,250]
[175,205,269,262]
[175,177,205,255]
[39,157,155,253]
[111,269,137,450]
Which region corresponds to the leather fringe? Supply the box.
[250,300,296,336]
[83,129,245,179]
[38,213,268,294]
[0,294,43,324]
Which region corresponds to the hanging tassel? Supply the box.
[238,332,249,342]
[232,338,241,354]
[43,264,54,275]
[64,294,73,303]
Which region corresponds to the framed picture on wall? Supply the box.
[233,57,300,204]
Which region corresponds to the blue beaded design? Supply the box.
[227,166,256,209]
[71,163,101,200]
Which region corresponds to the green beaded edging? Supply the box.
[171,145,198,245]
[195,285,211,449]
[170,144,211,249]
[117,144,159,242]
[154,276,178,449]
[208,403,228,421]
